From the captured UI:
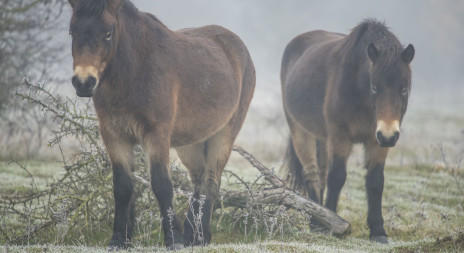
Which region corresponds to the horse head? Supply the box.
[68,0,125,97]
[367,43,415,147]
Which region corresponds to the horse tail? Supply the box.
[283,137,306,195]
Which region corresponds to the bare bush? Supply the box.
[435,132,464,194]
[1,79,111,244]
[0,0,68,159]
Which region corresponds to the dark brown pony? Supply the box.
[281,19,414,243]
[67,0,255,250]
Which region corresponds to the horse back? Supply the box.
[178,25,251,72]
[281,30,344,138]
[169,25,255,146]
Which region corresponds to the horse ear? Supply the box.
[107,0,126,14]
[68,0,78,8]
[402,44,415,63]
[367,43,379,63]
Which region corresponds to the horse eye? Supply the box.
[105,32,112,41]
[371,86,377,94]
[402,87,408,96]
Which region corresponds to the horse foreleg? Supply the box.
[110,163,136,250]
[145,132,184,250]
[101,132,136,250]
[364,142,389,243]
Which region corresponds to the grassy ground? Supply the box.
[0,235,463,252]
[1,151,463,252]
[1,96,463,252]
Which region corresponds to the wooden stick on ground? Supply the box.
[232,145,351,236]
[134,146,352,236]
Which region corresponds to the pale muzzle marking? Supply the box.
[376,120,400,138]
[73,65,100,91]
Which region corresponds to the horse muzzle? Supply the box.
[72,75,97,97]
[376,130,400,147]
[375,120,400,147]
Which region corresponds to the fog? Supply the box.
[56,0,463,159]
[58,1,464,99]
[132,0,464,102]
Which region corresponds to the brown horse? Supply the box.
[67,0,255,250]
[281,19,414,243]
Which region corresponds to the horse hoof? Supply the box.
[108,233,131,251]
[167,243,184,251]
[107,245,121,251]
[370,235,389,244]
[107,242,127,251]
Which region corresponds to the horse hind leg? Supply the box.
[288,127,333,232]
[184,56,253,246]
[289,126,323,204]
[175,143,207,247]
[176,127,239,247]
[325,135,352,212]
[191,121,243,246]
[176,130,234,247]
[316,139,328,202]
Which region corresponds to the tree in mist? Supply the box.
[0,0,68,158]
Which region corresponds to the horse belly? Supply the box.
[285,99,326,138]
[284,60,327,138]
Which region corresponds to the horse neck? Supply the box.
[105,10,171,87]
[94,10,173,110]
[333,33,374,114]
[340,37,371,90]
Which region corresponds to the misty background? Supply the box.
[7,0,464,162]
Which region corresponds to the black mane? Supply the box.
[75,0,139,18]
[343,19,403,67]
[75,0,107,16]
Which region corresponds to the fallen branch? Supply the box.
[232,145,285,188]
[133,146,351,236]
[231,145,351,236]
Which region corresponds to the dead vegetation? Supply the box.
[0,0,68,160]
